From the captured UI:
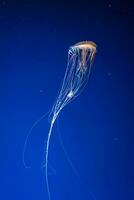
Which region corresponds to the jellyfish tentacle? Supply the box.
[44,41,97,200]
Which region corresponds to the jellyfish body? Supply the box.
[45,41,97,200]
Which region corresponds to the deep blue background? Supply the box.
[1,0,134,200]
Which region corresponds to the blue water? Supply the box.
[1,1,133,200]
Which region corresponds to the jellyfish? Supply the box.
[45,41,97,200]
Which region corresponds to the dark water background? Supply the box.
[1,1,133,200]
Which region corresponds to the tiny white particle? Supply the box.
[40,89,44,93]
[108,4,112,8]
[67,91,73,98]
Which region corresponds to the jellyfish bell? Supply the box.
[69,41,97,56]
[69,41,97,71]
[71,41,97,51]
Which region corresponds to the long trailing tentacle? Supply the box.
[56,119,96,200]
[45,115,57,200]
[22,110,50,169]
